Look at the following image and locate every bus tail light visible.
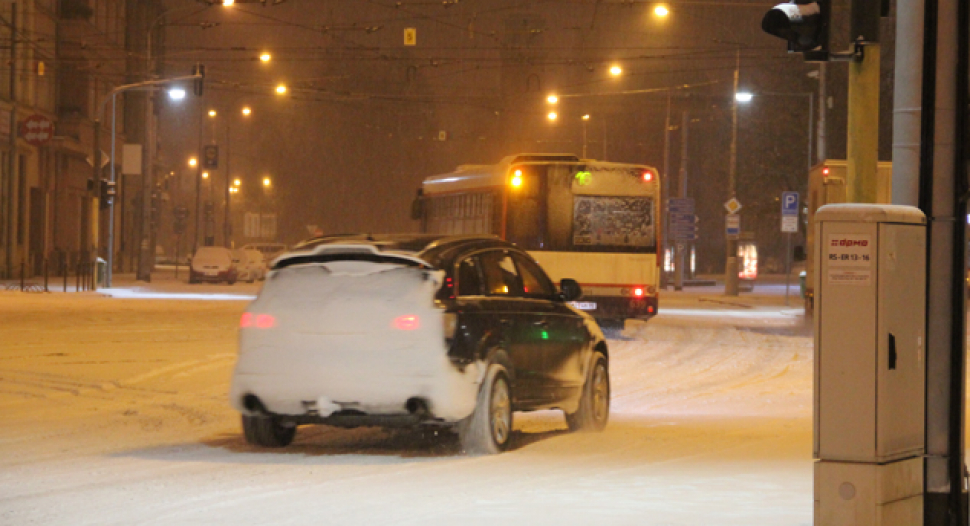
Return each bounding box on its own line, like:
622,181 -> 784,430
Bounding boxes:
633,287 -> 644,297
510,168 -> 524,187
241,313 -> 277,329
642,171 -> 654,182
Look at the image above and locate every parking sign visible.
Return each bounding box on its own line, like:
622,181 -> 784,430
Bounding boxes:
781,191 -> 799,233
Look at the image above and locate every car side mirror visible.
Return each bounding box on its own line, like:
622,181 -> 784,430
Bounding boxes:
559,278 -> 582,302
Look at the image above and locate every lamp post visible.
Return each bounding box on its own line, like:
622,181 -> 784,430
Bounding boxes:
724,48 -> 742,296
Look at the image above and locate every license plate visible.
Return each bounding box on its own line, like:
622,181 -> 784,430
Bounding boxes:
569,301 -> 597,311
205,271 -> 218,276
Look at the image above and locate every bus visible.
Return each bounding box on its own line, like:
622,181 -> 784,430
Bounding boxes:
413,153 -> 661,319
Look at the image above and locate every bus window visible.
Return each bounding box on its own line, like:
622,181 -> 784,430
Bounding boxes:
507,167 -> 546,250
572,195 -> 655,252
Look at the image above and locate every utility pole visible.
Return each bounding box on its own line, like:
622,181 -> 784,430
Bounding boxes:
846,42 -> 880,203
3,3 -> 15,279
724,47 -> 741,296
674,110 -> 689,291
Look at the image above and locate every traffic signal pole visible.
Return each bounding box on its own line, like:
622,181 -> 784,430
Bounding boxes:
846,43 -> 880,203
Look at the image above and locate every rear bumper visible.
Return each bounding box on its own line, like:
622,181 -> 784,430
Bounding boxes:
230,346 -> 482,423
571,295 -> 658,318
191,269 -> 234,282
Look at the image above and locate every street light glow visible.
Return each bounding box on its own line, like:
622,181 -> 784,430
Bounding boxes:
276,84 -> 287,95
222,0 -> 235,6
609,65 -> 623,77
654,5 -> 669,17
260,52 -> 272,62
547,112 -> 558,121
735,92 -> 754,103
263,177 -> 272,187
242,107 -> 252,116
168,88 -> 186,101
233,178 -> 242,186
546,94 -> 558,104
582,114 -> 590,121
188,157 -> 198,167
202,172 -> 209,179
208,109 -> 217,117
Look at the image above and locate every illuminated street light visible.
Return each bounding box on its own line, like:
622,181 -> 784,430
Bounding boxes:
275,84 -> 287,95
168,88 -> 186,101
260,52 -> 272,63
229,186 -> 239,194
188,157 -> 198,167
208,109 -> 217,117
735,91 -> 754,103
547,112 -> 558,121
263,176 -> 272,188
609,65 -> 623,77
654,4 -> 669,17
222,0 -> 234,6
202,171 -> 209,180
582,114 -> 590,121
233,178 -> 242,187
242,107 -> 252,116
546,94 -> 559,105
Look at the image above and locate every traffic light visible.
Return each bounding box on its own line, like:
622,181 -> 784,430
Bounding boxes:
192,63 -> 205,97
761,0 -> 829,61
99,180 -> 117,209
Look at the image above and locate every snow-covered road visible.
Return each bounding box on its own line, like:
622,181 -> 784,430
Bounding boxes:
0,291 -> 813,525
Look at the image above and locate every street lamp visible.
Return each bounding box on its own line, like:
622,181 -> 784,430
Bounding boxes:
275,84 -> 287,95
546,94 -> 559,105
262,176 -> 272,188
242,107 -> 252,116
609,65 -> 623,77
168,88 -> 186,101
654,5 -> 670,17
547,112 -> 558,121
581,114 -> 591,158
188,157 -> 198,167
260,52 -> 272,63
735,91 -> 754,103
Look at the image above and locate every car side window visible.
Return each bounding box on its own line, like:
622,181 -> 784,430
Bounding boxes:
480,251 -> 523,296
512,253 -> 556,298
457,256 -> 483,296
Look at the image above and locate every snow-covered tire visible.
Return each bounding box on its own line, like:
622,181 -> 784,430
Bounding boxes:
458,363 -> 513,455
565,351 -> 609,432
242,415 -> 296,448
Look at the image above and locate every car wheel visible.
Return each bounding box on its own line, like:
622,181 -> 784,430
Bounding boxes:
565,351 -> 610,432
241,415 -> 296,448
458,363 -> 513,455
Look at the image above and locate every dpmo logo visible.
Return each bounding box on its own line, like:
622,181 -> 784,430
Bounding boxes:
831,239 -> 869,248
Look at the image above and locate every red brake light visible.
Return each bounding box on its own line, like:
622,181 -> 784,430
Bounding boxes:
642,171 -> 653,182
393,315 -> 420,331
255,314 -> 276,329
240,313 -> 253,328
822,167 -> 829,177
633,287 -> 644,297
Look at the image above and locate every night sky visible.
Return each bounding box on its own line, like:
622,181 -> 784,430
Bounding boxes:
153,0 -> 897,273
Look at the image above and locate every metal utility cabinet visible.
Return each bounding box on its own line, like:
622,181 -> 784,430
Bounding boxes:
813,204 -> 926,525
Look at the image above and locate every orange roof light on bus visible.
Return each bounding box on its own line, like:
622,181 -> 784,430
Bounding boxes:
823,166 -> 830,177
642,171 -> 654,182
511,169 -> 524,188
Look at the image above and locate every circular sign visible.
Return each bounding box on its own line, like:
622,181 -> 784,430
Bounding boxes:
19,114 -> 53,146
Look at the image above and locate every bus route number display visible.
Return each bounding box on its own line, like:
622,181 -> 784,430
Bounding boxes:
573,196 -> 654,247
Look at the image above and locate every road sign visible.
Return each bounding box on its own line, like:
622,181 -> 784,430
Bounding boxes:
781,191 -> 799,215
203,145 -> 219,169
19,114 -> 52,146
669,199 -> 697,241
726,213 -> 740,238
724,197 -> 742,214
669,197 -> 694,214
781,215 -> 799,233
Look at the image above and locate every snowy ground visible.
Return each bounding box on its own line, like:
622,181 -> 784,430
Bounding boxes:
0,275 -> 815,525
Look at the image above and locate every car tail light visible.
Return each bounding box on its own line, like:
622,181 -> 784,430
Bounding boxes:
393,315 -> 420,331
255,314 -> 276,329
240,313 -> 253,328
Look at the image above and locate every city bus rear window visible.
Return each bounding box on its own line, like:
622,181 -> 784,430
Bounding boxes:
572,195 -> 655,250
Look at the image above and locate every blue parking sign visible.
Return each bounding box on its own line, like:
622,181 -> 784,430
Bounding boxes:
781,191 -> 799,216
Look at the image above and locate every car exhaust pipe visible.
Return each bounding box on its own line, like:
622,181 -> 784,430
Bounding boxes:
243,394 -> 267,414
406,397 -> 430,416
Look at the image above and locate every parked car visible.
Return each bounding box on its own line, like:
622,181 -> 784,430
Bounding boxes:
188,246 -> 238,285
230,234 -> 610,454
242,243 -> 287,266
232,248 -> 266,283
